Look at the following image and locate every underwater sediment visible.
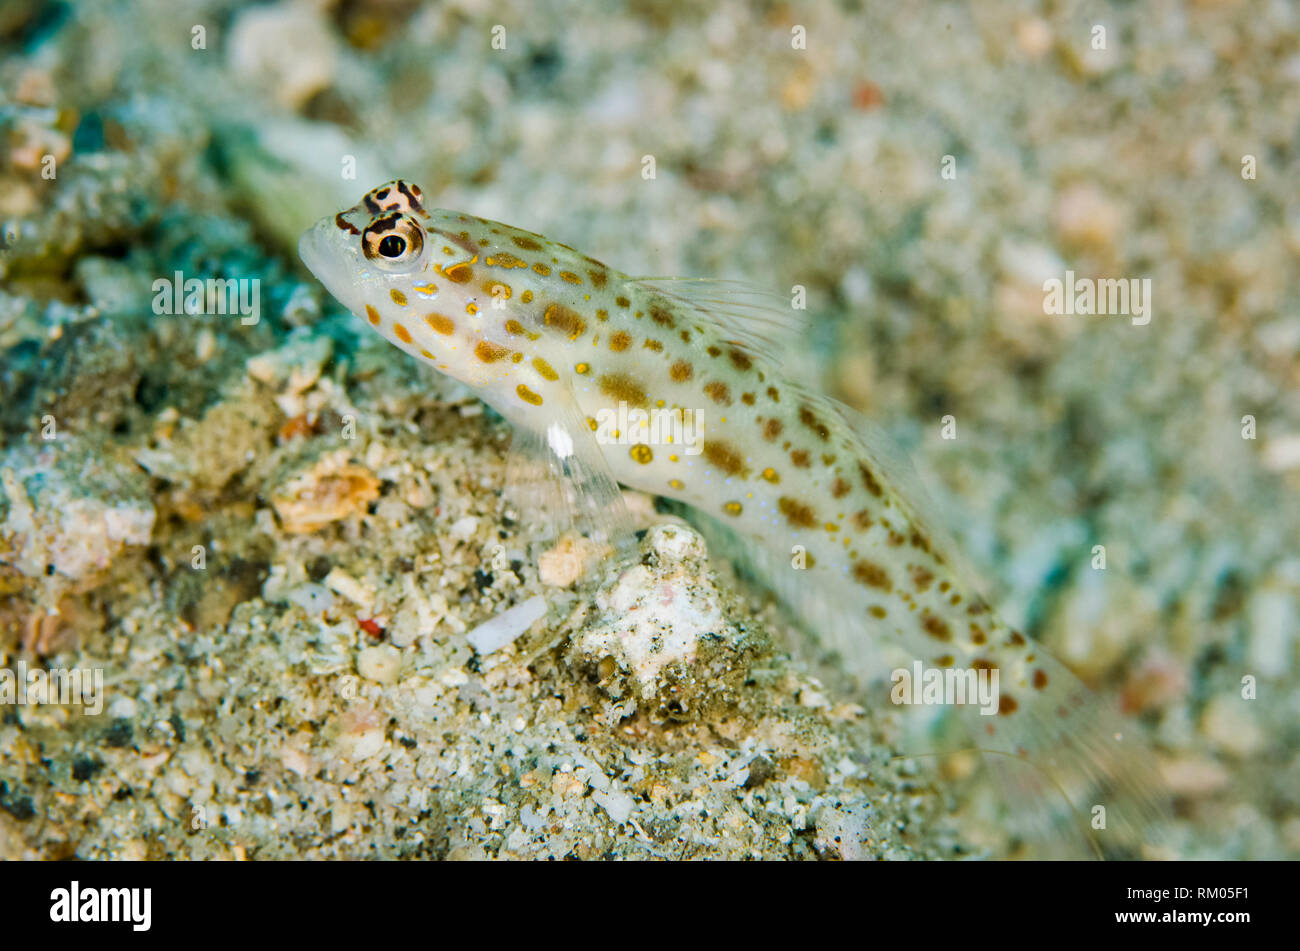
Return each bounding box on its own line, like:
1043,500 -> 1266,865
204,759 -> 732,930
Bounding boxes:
1,0 -> 1298,859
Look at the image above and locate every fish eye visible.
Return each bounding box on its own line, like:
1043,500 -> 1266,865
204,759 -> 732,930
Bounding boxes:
362,213 -> 425,271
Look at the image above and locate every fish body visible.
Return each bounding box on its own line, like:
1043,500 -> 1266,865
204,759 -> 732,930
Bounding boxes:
301,181 -> 1167,855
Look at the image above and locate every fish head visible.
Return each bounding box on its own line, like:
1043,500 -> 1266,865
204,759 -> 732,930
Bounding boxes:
300,181 -> 504,387
298,180 -> 432,314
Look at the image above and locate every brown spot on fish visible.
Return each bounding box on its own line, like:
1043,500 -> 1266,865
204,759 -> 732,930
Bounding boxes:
887,530 -> 905,546
588,269 -> 607,288
728,347 -> 752,372
852,509 -> 873,530
859,462 -> 884,497
921,613 -> 950,641
559,271 -> 582,285
722,501 -> 743,517
575,362 -> 590,374
779,497 -> 818,528
532,263 -> 551,276
703,440 -> 747,477
629,444 -> 654,465
516,384 -> 543,406
649,303 -> 676,328
615,296 -> 630,308
868,605 -> 887,619
967,600 -> 988,617
486,251 -> 528,269
475,340 -> 511,363
444,262 -> 474,283
366,305 -> 381,326
998,695 -> 1018,716
1007,631 -> 1026,647
760,467 -> 780,483
741,392 -> 756,406
853,560 -> 891,591
763,418 -> 783,441
512,235 -> 543,251
706,345 -> 722,358
790,449 -> 810,468
610,331 -> 632,352
911,566 -> 935,592
598,372 -> 649,408
970,624 -> 987,645
831,477 -> 851,499
704,381 -> 732,405
389,289 -> 407,306
680,330 -> 691,343
544,303 -> 587,339
1033,669 -> 1049,690
972,658 -> 994,672
799,407 -> 830,441
643,338 -> 663,352
766,386 -> 780,402
532,357 -> 559,381
425,313 -> 455,335
505,319 -> 538,340
393,323 -> 412,344
669,360 -> 693,383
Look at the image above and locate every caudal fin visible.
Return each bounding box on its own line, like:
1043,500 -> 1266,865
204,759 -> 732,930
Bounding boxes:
953,646 -> 1174,859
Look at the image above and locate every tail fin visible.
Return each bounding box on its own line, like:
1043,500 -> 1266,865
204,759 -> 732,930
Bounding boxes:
950,645 -> 1173,859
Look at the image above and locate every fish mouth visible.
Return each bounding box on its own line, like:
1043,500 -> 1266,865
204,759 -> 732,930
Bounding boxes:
298,216 -> 362,314
297,218 -> 331,282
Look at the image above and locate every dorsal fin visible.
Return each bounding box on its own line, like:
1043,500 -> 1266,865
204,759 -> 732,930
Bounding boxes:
624,277 -> 811,366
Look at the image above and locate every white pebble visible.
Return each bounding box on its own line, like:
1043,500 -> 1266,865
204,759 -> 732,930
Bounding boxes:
286,583 -> 335,616
466,595 -> 548,654
357,645 -> 402,685
449,516 -> 479,541
593,788 -> 635,825
324,568 -> 374,611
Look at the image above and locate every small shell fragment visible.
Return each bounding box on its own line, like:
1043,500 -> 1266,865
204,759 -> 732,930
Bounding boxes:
466,595 -> 547,654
